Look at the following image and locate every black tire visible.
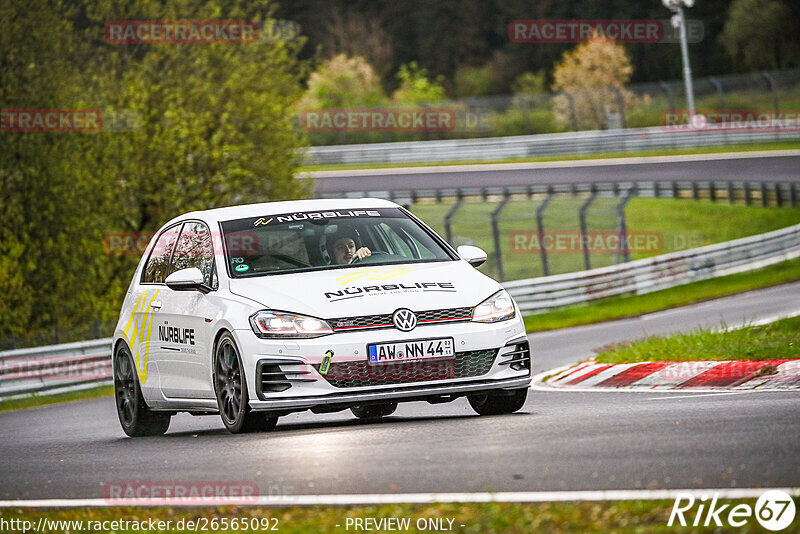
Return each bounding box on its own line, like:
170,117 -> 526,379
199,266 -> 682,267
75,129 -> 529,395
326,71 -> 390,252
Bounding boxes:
114,343 -> 171,437
468,388 -> 528,416
213,332 -> 278,433
351,402 -> 398,420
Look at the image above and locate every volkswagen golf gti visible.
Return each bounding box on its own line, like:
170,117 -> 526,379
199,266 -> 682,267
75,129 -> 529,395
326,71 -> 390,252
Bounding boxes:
112,198 -> 531,435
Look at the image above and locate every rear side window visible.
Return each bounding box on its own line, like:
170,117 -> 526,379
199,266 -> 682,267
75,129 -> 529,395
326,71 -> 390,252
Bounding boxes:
142,225 -> 181,283
170,222 -> 215,286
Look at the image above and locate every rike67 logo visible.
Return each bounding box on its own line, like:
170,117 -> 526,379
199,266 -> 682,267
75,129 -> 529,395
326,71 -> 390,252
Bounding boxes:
669,490 -> 796,531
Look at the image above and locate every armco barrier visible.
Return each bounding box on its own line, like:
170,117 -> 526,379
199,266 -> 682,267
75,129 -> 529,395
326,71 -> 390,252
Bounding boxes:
0,338 -> 112,399
2,222 -> 799,399
305,126 -> 800,165
504,222 -> 800,312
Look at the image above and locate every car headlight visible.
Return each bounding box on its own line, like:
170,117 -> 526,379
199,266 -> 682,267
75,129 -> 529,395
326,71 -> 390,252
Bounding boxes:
249,310 -> 333,338
471,289 -> 515,323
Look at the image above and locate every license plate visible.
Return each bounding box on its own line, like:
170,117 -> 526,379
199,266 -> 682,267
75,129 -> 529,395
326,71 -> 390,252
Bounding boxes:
367,337 -> 455,365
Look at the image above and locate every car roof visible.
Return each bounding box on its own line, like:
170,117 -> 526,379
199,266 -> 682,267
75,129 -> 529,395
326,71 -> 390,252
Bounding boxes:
162,197 -> 401,227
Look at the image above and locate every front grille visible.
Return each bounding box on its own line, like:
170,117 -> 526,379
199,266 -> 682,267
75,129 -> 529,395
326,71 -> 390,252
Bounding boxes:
330,307 -> 473,332
313,349 -> 497,388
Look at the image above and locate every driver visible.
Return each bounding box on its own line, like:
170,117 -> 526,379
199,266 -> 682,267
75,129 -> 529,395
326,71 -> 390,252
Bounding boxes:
329,231 -> 371,265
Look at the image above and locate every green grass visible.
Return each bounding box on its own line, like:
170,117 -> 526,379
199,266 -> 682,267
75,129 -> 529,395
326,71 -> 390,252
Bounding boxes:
0,385 -> 112,413
411,198 -> 800,281
2,499 -> 788,533
524,256 -> 800,333
596,315 -> 800,364
301,140 -> 800,171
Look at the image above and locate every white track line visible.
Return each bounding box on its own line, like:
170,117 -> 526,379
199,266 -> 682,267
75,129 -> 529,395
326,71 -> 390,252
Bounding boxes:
1,488 -> 798,507
309,149 -> 800,178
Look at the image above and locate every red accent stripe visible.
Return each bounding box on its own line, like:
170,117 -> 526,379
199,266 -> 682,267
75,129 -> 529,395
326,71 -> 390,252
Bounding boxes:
334,323 -> 393,331
566,364 -> 614,385
596,362 -> 671,387
418,317 -> 471,323
678,359 -> 792,388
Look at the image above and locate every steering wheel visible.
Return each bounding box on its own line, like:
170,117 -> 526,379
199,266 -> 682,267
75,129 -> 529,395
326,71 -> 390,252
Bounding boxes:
349,250 -> 388,264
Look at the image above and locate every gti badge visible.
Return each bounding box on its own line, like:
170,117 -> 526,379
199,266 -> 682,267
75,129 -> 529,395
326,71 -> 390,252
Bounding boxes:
392,308 -> 417,332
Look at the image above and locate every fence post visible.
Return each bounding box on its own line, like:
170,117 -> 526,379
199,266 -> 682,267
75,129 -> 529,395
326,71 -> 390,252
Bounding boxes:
562,91 -> 579,131
709,181 -> 716,202
579,188 -> 598,271
761,182 -> 768,207
444,196 -> 464,244
615,187 -> 636,264
612,86 -> 626,128
659,81 -> 676,112
761,72 -> 779,114
692,181 -> 699,200
775,183 -> 783,207
491,194 -> 511,282
708,77 -> 725,110
745,182 -> 752,205
536,189 -> 554,276
727,181 -> 735,204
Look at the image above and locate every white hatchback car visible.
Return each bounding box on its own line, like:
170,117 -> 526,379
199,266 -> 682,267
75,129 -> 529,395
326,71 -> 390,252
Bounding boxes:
112,198 -> 531,435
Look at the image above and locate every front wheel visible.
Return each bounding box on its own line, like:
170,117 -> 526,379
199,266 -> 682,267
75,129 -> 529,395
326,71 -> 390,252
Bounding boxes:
213,332 -> 278,433
468,388 -> 528,416
114,344 -> 171,436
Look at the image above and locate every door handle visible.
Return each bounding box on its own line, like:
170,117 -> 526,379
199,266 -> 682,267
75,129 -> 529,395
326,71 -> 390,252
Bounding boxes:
150,301 -> 162,310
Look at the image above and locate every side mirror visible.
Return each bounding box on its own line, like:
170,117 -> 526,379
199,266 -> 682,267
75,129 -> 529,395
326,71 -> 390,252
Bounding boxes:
165,267 -> 209,293
457,245 -> 487,267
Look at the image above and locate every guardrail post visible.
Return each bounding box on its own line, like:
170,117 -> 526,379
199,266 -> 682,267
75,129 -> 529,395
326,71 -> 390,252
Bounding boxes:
745,182 -> 752,205
727,181 -> 735,204
491,193 -> 511,282
708,77 -> 725,110
775,183 -> 783,207
444,196 -> 464,244
709,181 -> 716,202
761,182 -> 768,207
672,181 -> 679,199
653,181 -> 660,198
536,189 -> 555,276
615,187 -> 636,264
692,181 -> 699,200
579,189 -> 598,271
791,183 -> 798,207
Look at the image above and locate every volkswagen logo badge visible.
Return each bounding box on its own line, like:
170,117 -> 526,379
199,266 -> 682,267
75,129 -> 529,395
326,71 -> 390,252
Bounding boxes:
392,308 -> 417,332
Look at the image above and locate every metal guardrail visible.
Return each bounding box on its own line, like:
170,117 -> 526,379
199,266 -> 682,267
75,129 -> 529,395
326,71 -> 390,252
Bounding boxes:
0,338 -> 112,399
2,222 -> 799,399
305,126 -> 800,165
504,222 -> 800,312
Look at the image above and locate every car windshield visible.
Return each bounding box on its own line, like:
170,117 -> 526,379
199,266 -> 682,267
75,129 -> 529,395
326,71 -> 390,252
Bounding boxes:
221,207 -> 455,277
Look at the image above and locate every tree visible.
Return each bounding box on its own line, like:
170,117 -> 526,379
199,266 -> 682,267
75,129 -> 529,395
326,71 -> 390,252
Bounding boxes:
721,0 -> 800,70
551,36 -> 637,130
392,62 -> 447,104
298,54 -> 385,109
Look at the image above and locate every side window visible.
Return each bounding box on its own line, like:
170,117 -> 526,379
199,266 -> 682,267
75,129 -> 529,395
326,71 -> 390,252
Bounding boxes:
142,225 -> 181,284
170,222 -> 215,286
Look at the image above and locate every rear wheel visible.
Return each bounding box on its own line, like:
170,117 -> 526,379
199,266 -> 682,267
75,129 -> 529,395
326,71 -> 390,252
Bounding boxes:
351,402 -> 397,420
114,344 -> 171,437
468,388 -> 528,416
213,332 -> 278,433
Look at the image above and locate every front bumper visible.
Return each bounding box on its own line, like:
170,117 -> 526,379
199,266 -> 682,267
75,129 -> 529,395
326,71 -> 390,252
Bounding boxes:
232,315 -> 530,412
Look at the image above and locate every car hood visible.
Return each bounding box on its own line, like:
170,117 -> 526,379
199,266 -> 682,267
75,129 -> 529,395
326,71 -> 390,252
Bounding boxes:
228,261 -> 501,318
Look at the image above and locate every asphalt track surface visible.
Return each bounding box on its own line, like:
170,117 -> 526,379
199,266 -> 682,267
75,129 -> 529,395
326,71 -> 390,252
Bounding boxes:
1,282 -> 799,500
310,152 -> 800,196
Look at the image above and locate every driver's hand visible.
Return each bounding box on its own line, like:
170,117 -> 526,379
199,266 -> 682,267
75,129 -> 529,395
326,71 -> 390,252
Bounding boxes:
348,247 -> 372,263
